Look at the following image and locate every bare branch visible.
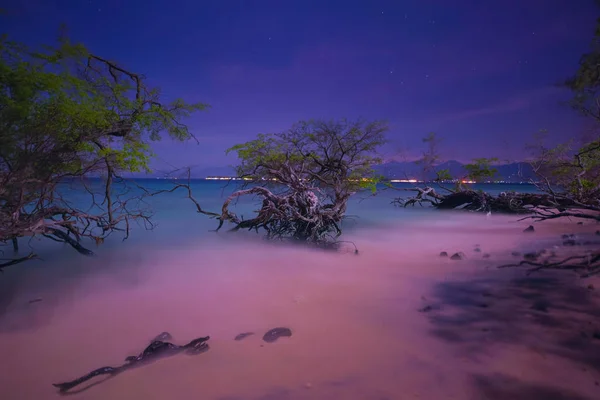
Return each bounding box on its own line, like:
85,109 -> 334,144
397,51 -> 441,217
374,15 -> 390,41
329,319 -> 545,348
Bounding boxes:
0,252 -> 38,271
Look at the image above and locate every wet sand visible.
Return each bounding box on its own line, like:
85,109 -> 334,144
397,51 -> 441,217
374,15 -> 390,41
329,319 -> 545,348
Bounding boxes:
0,213 -> 599,400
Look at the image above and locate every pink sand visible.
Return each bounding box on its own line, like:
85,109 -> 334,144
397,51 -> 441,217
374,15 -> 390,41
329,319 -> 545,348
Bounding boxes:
0,213 -> 599,399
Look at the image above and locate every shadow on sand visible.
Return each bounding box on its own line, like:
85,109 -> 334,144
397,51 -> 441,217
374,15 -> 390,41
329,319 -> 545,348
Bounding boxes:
425,270 -> 600,399
473,373 -> 593,400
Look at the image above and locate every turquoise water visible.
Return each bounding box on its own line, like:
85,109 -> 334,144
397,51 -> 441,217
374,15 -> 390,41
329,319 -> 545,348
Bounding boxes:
41,180 -> 539,256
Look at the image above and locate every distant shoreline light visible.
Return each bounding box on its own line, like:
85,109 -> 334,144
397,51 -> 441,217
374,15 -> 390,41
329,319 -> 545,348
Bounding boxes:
204,176 -> 253,181
389,179 -> 419,183
200,176 -> 533,184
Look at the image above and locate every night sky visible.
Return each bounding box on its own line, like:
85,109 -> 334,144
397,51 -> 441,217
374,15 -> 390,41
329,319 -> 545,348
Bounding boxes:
2,0 -> 598,173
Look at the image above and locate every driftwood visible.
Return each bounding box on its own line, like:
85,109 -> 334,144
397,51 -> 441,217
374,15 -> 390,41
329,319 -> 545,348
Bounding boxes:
52,332 -> 209,393
392,187 -> 600,222
395,187 -> 559,213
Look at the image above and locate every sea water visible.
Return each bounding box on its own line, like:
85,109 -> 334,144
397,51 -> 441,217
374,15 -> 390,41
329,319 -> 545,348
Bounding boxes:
1,181 -> 598,400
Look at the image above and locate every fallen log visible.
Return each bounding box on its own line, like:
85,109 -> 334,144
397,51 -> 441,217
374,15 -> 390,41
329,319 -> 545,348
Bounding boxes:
394,188 -> 582,216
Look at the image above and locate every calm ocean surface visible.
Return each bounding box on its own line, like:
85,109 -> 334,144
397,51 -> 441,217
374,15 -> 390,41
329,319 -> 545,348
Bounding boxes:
52,179 -> 539,251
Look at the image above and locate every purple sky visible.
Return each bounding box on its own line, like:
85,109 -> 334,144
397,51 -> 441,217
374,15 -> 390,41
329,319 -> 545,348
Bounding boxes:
2,0 -> 597,172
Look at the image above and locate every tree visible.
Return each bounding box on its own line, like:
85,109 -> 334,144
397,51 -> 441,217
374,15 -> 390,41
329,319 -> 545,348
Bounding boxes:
525,135 -> 600,221
216,119 -> 387,246
565,14 -> 600,123
415,132 -> 444,181
0,36 -> 208,269
463,158 -> 499,183
517,12 -> 600,223
409,132 -> 498,185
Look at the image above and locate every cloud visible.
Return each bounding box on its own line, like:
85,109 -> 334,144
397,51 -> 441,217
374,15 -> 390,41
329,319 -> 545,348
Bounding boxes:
437,86 -> 566,123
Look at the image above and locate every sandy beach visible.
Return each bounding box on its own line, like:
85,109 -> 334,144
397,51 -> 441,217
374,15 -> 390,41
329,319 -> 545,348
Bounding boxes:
0,213 -> 599,400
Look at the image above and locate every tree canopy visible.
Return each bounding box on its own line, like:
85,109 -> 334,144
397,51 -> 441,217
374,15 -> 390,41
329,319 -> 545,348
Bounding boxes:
565,15 -> 600,123
528,135 -> 600,211
0,36 -> 208,268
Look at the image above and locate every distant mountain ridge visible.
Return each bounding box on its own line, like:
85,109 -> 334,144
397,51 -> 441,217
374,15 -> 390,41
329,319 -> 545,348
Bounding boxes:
374,160 -> 536,182
140,161 -> 535,182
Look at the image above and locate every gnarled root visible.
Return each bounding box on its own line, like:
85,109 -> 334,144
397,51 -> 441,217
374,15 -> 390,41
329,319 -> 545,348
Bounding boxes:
216,187 -> 346,245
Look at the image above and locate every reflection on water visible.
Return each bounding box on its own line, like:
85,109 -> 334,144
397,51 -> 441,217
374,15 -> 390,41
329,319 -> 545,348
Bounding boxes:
0,213 -> 599,400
